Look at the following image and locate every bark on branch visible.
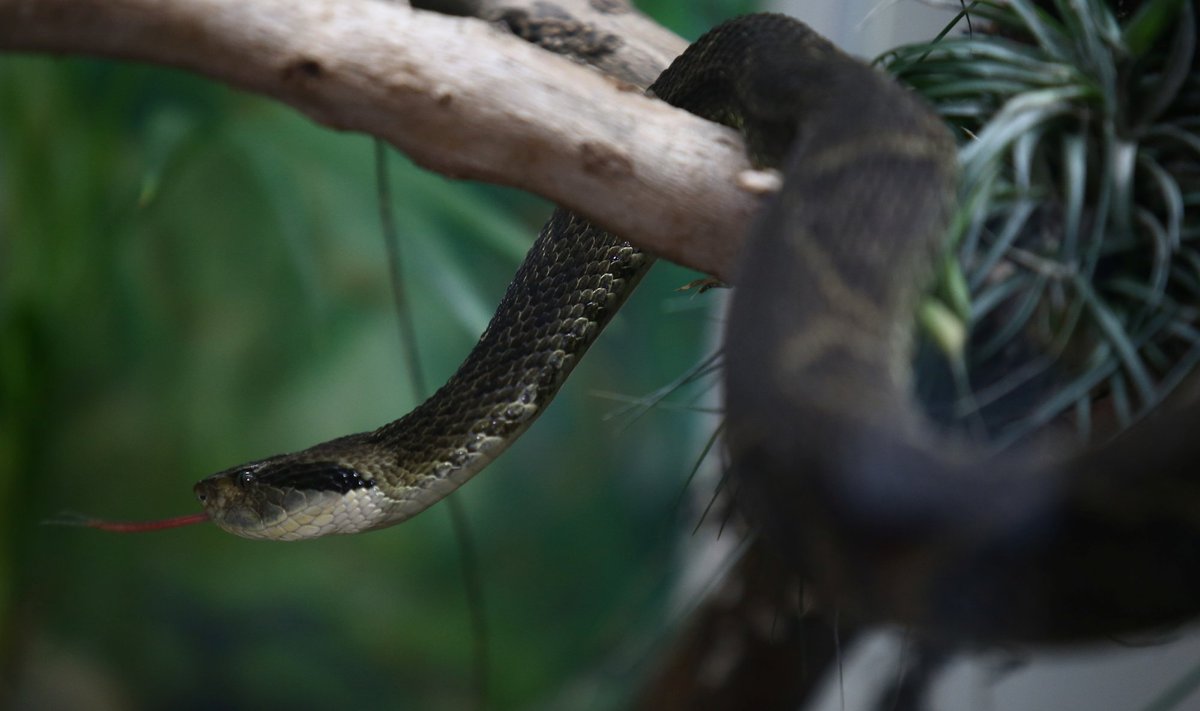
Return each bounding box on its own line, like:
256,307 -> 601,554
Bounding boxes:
0,0 -> 762,281
410,0 -> 687,88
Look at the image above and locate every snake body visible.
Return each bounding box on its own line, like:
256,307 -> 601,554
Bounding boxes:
194,12 -> 1200,640
195,208 -> 650,539
196,14 -> 888,540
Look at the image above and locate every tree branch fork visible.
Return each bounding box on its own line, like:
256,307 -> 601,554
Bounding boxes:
0,0 -> 763,280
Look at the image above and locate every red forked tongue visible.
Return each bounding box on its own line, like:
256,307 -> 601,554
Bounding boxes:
46,511 -> 211,533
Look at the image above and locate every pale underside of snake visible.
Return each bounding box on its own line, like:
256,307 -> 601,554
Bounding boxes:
136,12 -> 1200,643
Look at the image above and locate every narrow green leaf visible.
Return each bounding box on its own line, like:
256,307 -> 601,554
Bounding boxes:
1007,0 -> 1076,60
1073,274 -> 1156,405
919,298 -> 968,363
1123,0 -> 1188,56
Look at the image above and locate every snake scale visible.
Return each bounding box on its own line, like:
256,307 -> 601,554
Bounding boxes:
193,13 -> 1200,642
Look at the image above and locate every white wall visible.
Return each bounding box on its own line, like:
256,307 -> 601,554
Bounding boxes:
771,0 -> 958,56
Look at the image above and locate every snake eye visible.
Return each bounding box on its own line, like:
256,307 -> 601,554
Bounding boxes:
237,470 -> 256,487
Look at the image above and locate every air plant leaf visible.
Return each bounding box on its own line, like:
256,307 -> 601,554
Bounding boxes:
887,0 -> 1199,445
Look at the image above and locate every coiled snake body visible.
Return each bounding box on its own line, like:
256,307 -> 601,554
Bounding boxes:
194,13 -> 1200,641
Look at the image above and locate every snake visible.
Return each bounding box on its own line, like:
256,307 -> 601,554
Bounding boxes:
185,12 -> 1200,641
189,13 -> 867,541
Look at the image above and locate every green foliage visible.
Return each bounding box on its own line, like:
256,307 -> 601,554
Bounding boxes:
886,0 -> 1199,446
0,1 -> 746,707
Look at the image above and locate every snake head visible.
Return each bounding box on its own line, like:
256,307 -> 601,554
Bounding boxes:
194,457 -> 385,541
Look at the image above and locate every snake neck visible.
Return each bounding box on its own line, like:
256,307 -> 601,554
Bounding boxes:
197,209 -> 652,539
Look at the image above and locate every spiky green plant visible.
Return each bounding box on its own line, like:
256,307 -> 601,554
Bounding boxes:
886,0 -> 1198,447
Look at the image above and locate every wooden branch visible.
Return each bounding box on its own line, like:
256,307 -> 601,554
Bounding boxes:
411,0 -> 687,87
636,539 -> 850,711
0,0 -> 761,281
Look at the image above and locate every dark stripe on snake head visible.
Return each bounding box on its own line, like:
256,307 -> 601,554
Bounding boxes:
244,461 -> 376,494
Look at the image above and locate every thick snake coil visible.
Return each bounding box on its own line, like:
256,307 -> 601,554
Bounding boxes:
195,14 -> 1200,642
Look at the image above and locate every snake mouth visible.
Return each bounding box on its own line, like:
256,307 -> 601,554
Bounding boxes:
193,475 -> 276,537
193,462 -> 393,540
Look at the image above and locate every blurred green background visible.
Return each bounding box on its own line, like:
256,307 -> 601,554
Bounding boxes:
0,2 -> 758,708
